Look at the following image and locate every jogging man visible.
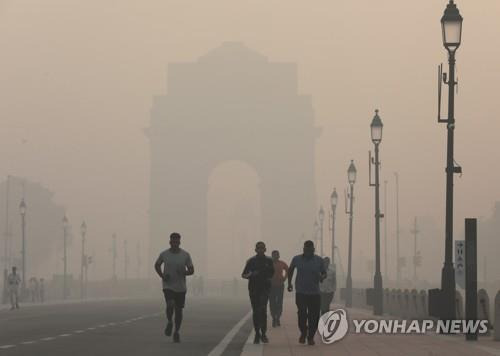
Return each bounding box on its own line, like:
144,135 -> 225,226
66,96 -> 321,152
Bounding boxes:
242,241 -> 274,344
319,256 -> 337,316
269,250 -> 288,327
154,232 -> 194,343
287,240 -> 326,345
7,266 -> 21,310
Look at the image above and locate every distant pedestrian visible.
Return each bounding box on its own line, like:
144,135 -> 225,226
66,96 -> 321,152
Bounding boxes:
242,241 -> 274,344
287,240 -> 326,346
154,232 -> 194,343
7,267 -> 21,310
269,250 -> 288,327
319,257 -> 336,316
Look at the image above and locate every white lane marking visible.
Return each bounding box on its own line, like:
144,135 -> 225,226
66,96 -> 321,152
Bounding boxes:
240,329 -> 263,356
7,313 -> 156,349
0,345 -> 15,349
207,310 -> 252,356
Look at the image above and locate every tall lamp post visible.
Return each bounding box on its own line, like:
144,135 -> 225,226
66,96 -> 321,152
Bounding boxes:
369,110 -> 384,315
313,220 -> 319,246
394,172 -> 401,285
383,180 -> 388,280
19,199 -> 27,296
345,160 -> 356,307
80,221 -> 87,299
62,215 -> 69,299
330,188 -> 338,264
438,0 -> 463,321
112,233 -> 117,281
124,239 -> 128,280
318,207 -> 325,256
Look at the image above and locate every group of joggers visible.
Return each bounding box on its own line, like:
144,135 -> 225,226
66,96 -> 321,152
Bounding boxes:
154,233 -> 336,346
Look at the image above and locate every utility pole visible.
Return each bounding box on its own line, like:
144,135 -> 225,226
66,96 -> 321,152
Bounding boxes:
410,217 -> 420,282
62,215 -> 69,299
80,221 -> 87,299
3,176 -> 10,272
124,240 -> 128,280
112,234 -> 117,281
137,242 -> 141,279
384,180 -> 388,281
394,172 -> 401,286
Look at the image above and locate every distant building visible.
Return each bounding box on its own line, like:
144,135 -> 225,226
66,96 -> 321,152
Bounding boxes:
147,42 -> 318,273
0,176 -> 66,279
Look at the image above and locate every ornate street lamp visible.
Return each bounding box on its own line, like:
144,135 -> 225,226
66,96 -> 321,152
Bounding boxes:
330,189 -> 338,264
19,199 -> 27,295
318,206 -> 325,256
62,215 -> 69,299
369,109 -> 384,315
438,0 -> 463,321
345,160 -> 356,307
80,221 -> 87,299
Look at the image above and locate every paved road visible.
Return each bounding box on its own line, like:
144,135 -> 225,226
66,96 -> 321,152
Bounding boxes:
0,296 -> 252,356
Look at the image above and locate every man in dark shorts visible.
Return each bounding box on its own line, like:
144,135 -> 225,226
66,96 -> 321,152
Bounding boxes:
154,232 -> 194,343
287,240 -> 326,345
242,241 -> 274,344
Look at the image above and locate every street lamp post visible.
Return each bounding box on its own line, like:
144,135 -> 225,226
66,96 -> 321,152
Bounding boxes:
383,180 -> 388,281
394,172 -> 401,285
19,199 -> 27,296
330,189 -> 338,265
124,240 -> 128,280
80,221 -> 87,299
313,220 -> 319,247
345,160 -> 356,308
410,217 -> 420,282
62,215 -> 69,299
318,207 -> 325,256
112,233 -> 117,281
369,109 -> 384,315
439,0 -> 463,321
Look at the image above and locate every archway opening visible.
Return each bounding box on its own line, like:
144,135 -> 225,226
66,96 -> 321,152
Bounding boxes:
206,161 -> 261,279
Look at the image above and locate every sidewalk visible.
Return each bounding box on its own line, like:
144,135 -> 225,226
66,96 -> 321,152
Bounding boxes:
257,296 -> 500,356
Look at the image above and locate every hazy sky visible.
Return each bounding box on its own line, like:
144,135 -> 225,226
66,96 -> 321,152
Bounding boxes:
0,1 -> 499,283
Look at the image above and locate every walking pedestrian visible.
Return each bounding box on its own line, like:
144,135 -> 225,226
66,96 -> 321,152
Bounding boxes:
319,257 -> 336,316
242,241 -> 274,344
269,250 -> 288,327
287,240 -> 326,345
7,267 -> 21,310
154,232 -> 194,343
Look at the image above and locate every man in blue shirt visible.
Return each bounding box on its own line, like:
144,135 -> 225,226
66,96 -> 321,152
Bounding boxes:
287,240 -> 326,345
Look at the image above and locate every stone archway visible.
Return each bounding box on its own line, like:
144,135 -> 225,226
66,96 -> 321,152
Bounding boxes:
148,42 -> 318,273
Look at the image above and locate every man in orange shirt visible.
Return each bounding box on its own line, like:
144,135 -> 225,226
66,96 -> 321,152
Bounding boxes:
269,250 -> 288,327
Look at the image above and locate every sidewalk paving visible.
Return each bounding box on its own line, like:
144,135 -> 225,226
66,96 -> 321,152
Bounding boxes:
259,296 -> 500,356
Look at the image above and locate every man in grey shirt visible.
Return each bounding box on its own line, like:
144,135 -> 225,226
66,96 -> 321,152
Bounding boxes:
287,240 -> 326,345
154,232 -> 194,343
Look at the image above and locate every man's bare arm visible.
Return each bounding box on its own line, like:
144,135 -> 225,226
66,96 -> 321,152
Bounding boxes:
185,265 -> 194,276
154,260 -> 163,279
